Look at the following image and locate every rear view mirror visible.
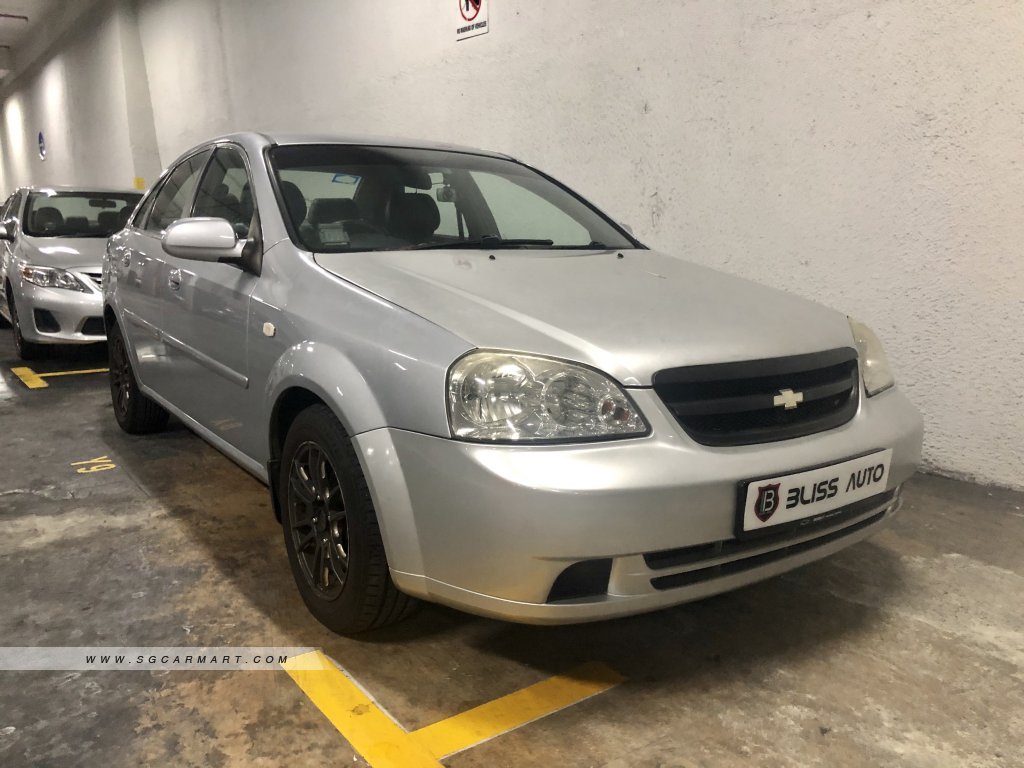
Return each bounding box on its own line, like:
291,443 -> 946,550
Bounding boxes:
162,218 -> 239,262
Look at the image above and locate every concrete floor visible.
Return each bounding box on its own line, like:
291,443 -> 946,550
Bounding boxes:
0,334 -> 1022,768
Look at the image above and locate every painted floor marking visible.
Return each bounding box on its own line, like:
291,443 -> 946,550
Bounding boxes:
10,366 -> 108,389
282,650 -> 623,767
410,660 -> 624,758
282,650 -> 442,768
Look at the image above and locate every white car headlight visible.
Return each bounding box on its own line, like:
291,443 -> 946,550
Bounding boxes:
447,351 -> 649,442
848,318 -> 895,396
19,264 -> 89,292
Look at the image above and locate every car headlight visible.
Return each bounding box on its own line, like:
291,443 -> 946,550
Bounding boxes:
848,317 -> 895,396
19,264 -> 89,292
447,351 -> 649,442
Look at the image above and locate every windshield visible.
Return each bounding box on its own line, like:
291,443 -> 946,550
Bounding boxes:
268,145 -> 637,253
23,191 -> 142,238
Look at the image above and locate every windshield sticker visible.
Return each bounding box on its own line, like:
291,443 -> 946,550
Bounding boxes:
331,173 -> 361,185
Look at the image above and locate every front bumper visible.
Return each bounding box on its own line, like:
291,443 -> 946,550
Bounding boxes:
11,275 -> 106,344
355,386 -> 923,624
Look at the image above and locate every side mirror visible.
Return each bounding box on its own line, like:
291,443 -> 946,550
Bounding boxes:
0,222 -> 14,242
162,218 -> 239,262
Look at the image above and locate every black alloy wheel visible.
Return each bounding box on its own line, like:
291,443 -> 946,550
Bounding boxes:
106,321 -> 169,434
278,404 -> 418,634
287,441 -> 350,599
109,328 -> 133,416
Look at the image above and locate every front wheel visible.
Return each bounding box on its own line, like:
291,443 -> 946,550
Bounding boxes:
279,404 -> 418,634
7,288 -> 44,360
108,321 -> 169,434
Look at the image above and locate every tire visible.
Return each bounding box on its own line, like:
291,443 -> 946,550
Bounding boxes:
108,321 -> 169,434
7,287 -> 45,360
279,404 -> 418,634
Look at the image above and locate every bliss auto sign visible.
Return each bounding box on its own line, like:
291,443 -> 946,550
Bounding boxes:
457,0 -> 488,40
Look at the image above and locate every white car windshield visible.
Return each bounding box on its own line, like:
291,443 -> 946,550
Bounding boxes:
269,145 -> 638,253
22,191 -> 142,238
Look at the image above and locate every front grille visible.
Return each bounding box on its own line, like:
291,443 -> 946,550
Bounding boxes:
653,348 -> 859,446
80,317 -> 105,336
646,489 -> 896,591
82,271 -> 103,289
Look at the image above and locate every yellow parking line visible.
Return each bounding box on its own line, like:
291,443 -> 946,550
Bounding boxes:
282,650 -> 624,767
41,367 -> 108,378
10,366 -> 47,389
282,650 -> 442,768
410,661 -> 624,758
9,366 -> 108,389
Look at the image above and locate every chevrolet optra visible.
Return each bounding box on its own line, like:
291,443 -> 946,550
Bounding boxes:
103,133 -> 923,633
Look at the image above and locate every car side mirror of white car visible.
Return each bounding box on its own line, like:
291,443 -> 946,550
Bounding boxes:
162,217 -> 241,263
0,222 -> 14,242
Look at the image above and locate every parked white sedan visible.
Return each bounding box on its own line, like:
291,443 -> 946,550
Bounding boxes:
0,186 -> 141,359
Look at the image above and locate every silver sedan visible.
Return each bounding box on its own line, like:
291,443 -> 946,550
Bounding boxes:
0,186 -> 141,359
104,133 -> 923,634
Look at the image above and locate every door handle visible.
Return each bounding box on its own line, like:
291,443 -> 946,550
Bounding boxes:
168,268 -> 182,291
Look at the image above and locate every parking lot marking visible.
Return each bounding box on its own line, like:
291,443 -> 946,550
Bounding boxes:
282,650 -> 443,768
71,456 -> 117,474
410,661 -> 624,758
282,651 -> 624,767
10,366 -> 47,389
9,366 -> 108,389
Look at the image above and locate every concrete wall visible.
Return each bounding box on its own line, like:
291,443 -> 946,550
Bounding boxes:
0,0 -> 137,189
0,0 -> 1021,490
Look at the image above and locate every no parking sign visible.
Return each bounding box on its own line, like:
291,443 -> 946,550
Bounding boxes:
456,0 -> 488,40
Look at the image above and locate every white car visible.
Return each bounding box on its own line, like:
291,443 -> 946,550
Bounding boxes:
0,186 -> 141,359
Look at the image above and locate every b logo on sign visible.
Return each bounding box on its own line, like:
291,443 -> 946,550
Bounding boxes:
754,483 -> 781,522
461,0 -> 481,21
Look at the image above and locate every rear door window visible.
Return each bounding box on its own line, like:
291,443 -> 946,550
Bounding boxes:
146,150 -> 212,232
192,147 -> 254,237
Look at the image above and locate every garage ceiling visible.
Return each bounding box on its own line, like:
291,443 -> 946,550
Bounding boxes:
0,0 -> 58,77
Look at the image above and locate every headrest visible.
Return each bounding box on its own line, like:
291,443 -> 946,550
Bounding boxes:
387,193 -> 440,242
278,181 -> 307,224
309,198 -> 358,226
33,206 -> 64,230
98,211 -> 123,231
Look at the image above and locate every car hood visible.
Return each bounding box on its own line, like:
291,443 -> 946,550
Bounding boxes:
314,248 -> 856,386
19,236 -> 107,270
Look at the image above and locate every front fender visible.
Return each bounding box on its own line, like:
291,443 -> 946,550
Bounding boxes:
264,341 -> 388,438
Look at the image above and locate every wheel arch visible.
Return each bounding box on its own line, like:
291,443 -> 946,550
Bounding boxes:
264,343 -> 389,523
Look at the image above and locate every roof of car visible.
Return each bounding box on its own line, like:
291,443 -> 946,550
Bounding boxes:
209,131 -> 516,161
15,185 -> 141,194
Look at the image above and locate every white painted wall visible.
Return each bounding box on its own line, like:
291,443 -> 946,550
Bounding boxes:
0,0 -> 136,190
1,0 -> 1022,489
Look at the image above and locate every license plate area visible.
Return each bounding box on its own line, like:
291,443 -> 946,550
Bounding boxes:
736,449 -> 893,539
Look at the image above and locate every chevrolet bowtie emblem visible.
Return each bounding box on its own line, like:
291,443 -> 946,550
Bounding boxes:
773,388 -> 804,410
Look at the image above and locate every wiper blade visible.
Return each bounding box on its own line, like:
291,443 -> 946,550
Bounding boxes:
406,237 -> 555,250
547,242 -> 614,250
